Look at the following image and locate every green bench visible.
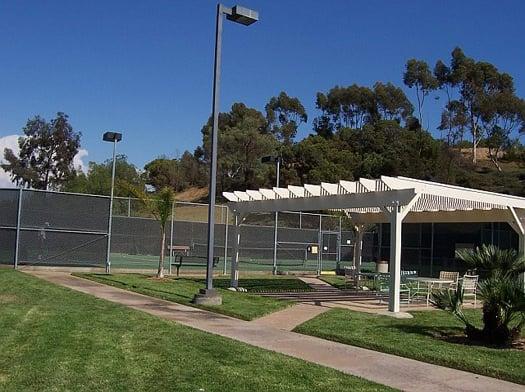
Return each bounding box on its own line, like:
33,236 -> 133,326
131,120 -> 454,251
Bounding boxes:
171,254 -> 219,277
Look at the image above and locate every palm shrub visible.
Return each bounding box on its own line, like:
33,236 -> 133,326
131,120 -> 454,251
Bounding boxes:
127,186 -> 175,278
432,244 -> 525,346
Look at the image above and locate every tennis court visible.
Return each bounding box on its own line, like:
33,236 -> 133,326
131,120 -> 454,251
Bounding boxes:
0,188 -> 362,275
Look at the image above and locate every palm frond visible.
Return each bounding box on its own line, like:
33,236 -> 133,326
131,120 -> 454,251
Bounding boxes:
431,285 -> 471,327
121,182 -> 174,229
456,244 -> 525,276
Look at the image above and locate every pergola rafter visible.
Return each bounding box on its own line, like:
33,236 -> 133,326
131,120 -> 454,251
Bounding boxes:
224,176 -> 525,314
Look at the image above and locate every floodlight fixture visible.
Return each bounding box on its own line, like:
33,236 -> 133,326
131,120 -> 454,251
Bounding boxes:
226,5 -> 258,26
103,132 -> 122,143
261,155 -> 280,164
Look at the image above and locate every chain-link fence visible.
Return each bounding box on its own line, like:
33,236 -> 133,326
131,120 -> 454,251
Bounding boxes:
110,198 -> 358,274
0,189 -> 109,267
0,188 -> 19,265
2,188 -> 514,276
0,188 -> 360,274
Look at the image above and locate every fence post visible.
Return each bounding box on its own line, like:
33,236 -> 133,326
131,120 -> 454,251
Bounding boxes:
14,187 -> 23,269
272,210 -> 279,275
337,216 -> 342,267
378,223 -> 383,261
430,222 -> 435,276
317,214 -> 322,275
169,201 -> 175,275
128,197 -> 131,217
230,213 -> 242,288
223,206 -> 229,275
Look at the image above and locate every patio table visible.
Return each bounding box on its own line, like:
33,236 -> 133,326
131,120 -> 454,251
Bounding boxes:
406,277 -> 454,306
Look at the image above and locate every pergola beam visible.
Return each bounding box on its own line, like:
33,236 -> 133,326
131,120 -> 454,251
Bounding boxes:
346,209 -> 512,225
229,189 -> 417,215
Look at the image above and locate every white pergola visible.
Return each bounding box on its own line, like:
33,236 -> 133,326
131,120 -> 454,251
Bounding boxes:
224,176 -> 525,313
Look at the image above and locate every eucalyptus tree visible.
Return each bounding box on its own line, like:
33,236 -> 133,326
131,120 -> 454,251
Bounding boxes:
200,102 -> 278,192
2,112 -> 80,190
313,85 -> 377,137
437,47 -> 525,164
373,82 -> 414,123
265,91 -> 307,144
403,59 -> 438,128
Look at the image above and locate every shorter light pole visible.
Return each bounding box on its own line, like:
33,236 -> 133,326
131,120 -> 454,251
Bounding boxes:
103,131 -> 122,274
262,155 -> 281,275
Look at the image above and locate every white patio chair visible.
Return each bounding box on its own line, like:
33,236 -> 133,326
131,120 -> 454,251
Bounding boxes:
344,266 -> 357,289
460,274 -> 478,306
439,271 -> 460,290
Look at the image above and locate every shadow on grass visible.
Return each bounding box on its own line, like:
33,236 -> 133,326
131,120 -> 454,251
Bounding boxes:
388,323 -> 522,349
191,277 -> 312,292
86,274 -> 195,301
390,323 -> 463,339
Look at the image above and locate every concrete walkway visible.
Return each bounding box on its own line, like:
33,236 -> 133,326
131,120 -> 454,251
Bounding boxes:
252,303 -> 330,331
26,271 -> 523,392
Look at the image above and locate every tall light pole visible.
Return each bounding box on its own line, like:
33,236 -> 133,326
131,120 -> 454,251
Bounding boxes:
262,155 -> 281,274
193,4 -> 259,305
103,131 -> 122,274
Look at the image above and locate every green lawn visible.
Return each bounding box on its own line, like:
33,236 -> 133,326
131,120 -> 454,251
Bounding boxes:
319,275 -> 347,289
77,273 -> 297,320
294,308 -> 525,384
0,270 -> 393,392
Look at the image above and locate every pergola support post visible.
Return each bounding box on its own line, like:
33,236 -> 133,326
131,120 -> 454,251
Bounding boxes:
519,235 -> 525,291
508,207 -> 525,290
388,203 -> 403,312
229,212 -> 243,288
382,194 -> 420,313
353,225 -> 364,274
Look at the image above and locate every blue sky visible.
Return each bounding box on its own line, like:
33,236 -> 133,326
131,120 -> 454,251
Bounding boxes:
1,0 -> 524,171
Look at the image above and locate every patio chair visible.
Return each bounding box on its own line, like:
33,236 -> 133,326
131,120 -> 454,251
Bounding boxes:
439,271 -> 460,290
460,274 -> 478,306
401,270 -> 418,278
344,266 -> 357,289
377,274 -> 411,304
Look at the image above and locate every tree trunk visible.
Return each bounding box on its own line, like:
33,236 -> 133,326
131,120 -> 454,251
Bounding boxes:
472,138 -> 477,164
489,154 -> 502,172
471,117 -> 478,164
157,228 -> 165,278
481,305 -> 513,346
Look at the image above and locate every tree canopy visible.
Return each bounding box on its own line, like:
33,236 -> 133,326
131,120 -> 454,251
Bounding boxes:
265,91 -> 308,144
19,47 -> 524,200
2,113 -> 81,190
435,47 -> 525,163
64,154 -> 144,197
199,102 -> 278,193
143,152 -> 205,192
